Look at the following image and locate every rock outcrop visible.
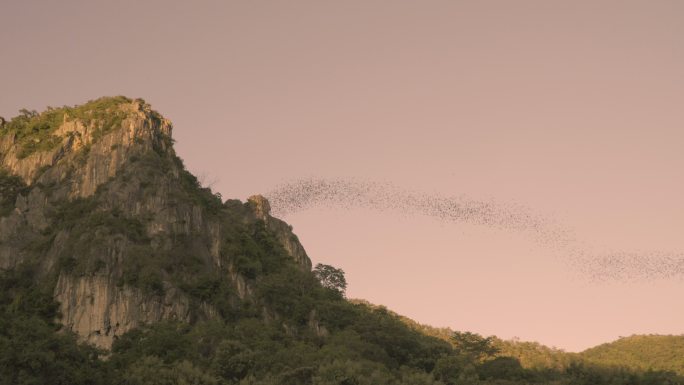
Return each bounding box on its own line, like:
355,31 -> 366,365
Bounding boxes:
248,195 -> 312,271
0,97 -> 311,348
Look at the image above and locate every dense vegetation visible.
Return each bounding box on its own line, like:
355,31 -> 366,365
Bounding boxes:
351,300 -> 575,372
1,99 -> 682,384
2,254 -> 683,384
581,335 -> 684,375
0,169 -> 27,216
0,265 -> 108,385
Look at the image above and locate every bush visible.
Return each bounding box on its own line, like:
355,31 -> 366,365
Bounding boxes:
0,170 -> 26,216
0,267 -> 109,385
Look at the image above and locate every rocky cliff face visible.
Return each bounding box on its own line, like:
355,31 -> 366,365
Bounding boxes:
0,97 -> 311,348
248,194 -> 311,271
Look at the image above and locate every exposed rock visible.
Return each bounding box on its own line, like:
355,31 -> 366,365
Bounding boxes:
248,195 -> 271,220
0,100 -> 172,195
54,274 -> 199,349
308,309 -> 329,338
248,194 -> 312,271
0,97 -> 313,348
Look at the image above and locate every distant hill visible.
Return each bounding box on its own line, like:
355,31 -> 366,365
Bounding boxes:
351,300 -> 574,369
580,334 -> 684,375
351,300 -> 684,379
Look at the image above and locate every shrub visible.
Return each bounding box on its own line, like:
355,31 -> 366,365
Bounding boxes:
0,170 -> 26,216
0,96 -> 133,159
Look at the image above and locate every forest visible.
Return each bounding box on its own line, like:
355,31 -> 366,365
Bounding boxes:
1,256 -> 682,384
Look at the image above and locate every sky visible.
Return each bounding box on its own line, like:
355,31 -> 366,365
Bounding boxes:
1,0 -> 683,352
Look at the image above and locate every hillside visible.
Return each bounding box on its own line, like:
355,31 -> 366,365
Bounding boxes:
0,97 -> 682,385
350,299 -> 575,371
581,335 -> 684,375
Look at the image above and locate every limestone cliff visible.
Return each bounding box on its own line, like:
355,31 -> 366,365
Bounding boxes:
247,194 -> 311,271
0,97 -> 311,348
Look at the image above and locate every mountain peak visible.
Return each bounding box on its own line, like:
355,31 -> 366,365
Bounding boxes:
1,96 -> 172,197
248,194 -> 271,220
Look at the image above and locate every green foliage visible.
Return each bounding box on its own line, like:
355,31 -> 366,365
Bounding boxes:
3,215 -> 684,385
347,304 -> 452,372
581,334 -> 684,375
123,356 -> 219,385
0,314 -> 108,385
0,264 -> 59,321
64,96 -> 131,142
222,220 -> 291,280
212,340 -> 256,381
256,265 -> 321,325
175,157 -> 223,214
494,338 -> 572,371
0,96 -> 132,159
1,108 -> 66,159
451,331 -> 500,361
111,322 -> 197,366
433,354 -> 473,384
48,198 -> 151,278
478,357 -> 525,381
312,359 -> 395,385
313,263 -> 348,297
0,169 -> 27,216
563,361 -> 666,385
0,267 -> 109,385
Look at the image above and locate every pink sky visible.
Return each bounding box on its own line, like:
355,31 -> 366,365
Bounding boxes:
1,0 -> 683,352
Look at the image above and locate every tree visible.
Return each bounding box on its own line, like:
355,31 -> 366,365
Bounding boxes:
212,340 -> 255,382
18,108 -> 38,118
124,356 -> 219,385
478,356 -> 524,380
313,264 -> 347,297
313,359 -> 393,385
450,332 -> 500,361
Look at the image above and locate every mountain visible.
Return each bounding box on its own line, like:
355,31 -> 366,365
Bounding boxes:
0,97 -> 681,385
0,97 -> 310,349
